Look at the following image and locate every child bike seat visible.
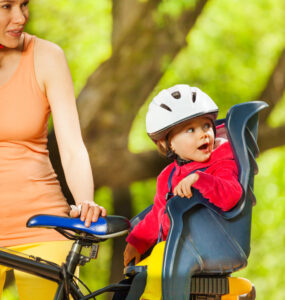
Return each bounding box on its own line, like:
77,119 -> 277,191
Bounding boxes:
127,101 -> 268,300
27,214 -> 130,241
161,101 -> 267,299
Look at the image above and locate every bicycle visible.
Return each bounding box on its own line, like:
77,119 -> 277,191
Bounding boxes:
0,214 -> 131,299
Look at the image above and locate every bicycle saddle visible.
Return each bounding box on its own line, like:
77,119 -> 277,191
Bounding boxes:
27,214 -> 130,240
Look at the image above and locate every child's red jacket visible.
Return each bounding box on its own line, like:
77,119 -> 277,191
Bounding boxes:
126,140 -> 242,254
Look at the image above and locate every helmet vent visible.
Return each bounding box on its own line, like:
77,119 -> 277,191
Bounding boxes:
160,104 -> 172,112
171,91 -> 181,99
192,92 -> 197,103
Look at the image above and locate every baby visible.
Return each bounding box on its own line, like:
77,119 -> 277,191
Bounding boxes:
124,84 -> 242,267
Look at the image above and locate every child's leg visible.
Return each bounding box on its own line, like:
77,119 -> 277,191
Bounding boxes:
135,241 -> 165,300
0,265 -> 9,298
11,240 -> 74,300
115,242 -> 166,300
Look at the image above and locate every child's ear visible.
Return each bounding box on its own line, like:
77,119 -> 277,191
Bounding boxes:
159,140 -> 167,149
157,139 -> 168,157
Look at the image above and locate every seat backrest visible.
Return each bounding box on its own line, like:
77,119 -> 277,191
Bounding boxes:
222,101 -> 268,218
161,101 -> 268,300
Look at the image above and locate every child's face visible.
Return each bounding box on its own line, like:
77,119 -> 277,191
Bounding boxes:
169,116 -> 215,162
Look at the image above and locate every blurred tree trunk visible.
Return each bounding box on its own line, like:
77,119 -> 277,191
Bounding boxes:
109,187 -> 133,296
47,0 -> 285,290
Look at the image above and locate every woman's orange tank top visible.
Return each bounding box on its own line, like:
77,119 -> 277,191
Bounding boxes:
0,33 -> 70,247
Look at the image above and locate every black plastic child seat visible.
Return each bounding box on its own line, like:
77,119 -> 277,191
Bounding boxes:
126,101 -> 268,300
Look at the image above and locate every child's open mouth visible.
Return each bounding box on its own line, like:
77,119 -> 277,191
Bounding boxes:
198,143 -> 209,151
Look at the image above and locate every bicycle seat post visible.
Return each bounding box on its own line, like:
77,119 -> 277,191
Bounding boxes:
54,236 -> 87,300
66,239 -> 83,274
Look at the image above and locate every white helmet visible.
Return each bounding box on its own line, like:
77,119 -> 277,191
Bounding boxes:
146,84 -> 218,142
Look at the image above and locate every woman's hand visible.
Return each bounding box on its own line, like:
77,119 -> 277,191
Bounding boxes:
124,243 -> 141,267
173,173 -> 199,199
70,201 -> 107,227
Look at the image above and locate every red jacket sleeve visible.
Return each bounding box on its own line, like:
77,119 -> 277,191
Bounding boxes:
126,192 -> 162,254
192,160 -> 242,211
126,165 -> 173,254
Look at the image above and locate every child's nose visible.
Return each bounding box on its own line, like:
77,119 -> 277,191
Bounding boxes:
200,127 -> 209,138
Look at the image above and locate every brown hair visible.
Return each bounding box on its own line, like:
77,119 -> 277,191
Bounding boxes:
156,140 -> 168,157
156,130 -> 176,158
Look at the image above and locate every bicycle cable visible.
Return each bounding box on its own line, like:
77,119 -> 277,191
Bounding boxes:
66,269 -> 95,300
0,246 -> 32,258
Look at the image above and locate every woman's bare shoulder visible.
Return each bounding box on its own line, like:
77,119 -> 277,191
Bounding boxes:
34,37 -> 65,58
33,37 -> 68,92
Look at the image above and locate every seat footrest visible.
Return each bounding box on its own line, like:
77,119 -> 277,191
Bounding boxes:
191,277 -> 254,299
190,296 -> 222,300
191,276 -> 229,295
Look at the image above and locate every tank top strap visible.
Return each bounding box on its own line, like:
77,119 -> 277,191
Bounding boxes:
14,33 -> 47,105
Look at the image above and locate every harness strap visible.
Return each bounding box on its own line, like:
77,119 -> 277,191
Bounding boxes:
165,166 -> 176,201
158,166 -> 207,243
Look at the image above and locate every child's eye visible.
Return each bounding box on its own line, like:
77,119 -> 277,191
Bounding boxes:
203,123 -> 211,129
187,128 -> 194,133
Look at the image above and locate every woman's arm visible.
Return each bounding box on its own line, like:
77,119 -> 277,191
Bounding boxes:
34,38 -> 106,226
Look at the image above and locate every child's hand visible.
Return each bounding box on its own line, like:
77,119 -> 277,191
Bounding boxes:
173,173 -> 199,199
124,243 -> 141,267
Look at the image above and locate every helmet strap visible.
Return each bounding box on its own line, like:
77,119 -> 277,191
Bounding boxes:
176,156 -> 193,166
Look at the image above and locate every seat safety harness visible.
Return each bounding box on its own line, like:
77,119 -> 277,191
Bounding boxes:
157,165 -> 207,243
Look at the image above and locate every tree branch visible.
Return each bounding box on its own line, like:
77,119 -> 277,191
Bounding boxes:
77,0 -> 209,138
177,0 -> 208,36
111,0 -> 162,49
112,0 -> 142,49
86,147 -> 168,188
259,48 -> 285,123
258,123 -> 285,152
48,0 -> 211,196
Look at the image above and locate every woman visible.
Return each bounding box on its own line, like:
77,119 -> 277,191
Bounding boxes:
0,0 -> 106,298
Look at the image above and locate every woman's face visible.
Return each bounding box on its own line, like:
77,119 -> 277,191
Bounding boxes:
0,0 -> 29,48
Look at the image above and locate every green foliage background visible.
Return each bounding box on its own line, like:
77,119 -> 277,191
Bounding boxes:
3,0 -> 285,299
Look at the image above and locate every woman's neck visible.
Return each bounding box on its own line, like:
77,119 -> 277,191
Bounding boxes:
0,34 -> 25,61
0,33 -> 25,51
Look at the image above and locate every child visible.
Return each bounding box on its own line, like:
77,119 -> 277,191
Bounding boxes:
124,84 -> 242,267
